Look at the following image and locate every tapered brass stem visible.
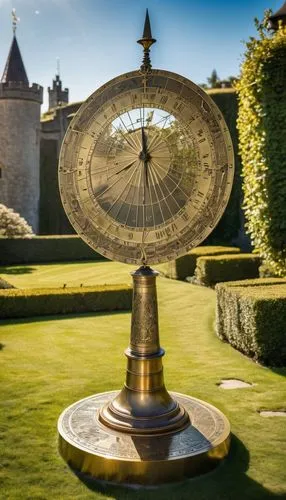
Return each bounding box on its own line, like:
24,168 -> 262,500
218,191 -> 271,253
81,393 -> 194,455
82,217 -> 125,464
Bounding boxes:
99,266 -> 190,434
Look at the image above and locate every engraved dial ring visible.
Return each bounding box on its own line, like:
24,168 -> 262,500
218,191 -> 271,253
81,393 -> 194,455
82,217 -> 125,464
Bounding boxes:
59,69 -> 234,265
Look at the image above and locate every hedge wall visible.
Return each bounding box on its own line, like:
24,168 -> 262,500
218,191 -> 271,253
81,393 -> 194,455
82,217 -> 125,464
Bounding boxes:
205,90 -> 243,246
195,254 -> 261,287
0,284 -> 132,318
216,278 -> 286,366
39,138 -> 75,235
0,236 -> 104,265
237,19 -> 286,276
162,246 -> 241,281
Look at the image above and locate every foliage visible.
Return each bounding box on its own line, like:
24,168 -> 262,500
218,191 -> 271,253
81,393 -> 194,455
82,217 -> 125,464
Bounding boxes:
201,71 -> 237,90
0,235 -> 103,265
195,254 -> 261,287
163,246 -> 240,281
259,262 -> 280,278
0,284 -> 132,318
40,138 -> 74,235
205,90 -> 243,246
236,15 -> 286,276
207,69 -> 220,88
0,204 -> 33,238
216,278 -> 286,366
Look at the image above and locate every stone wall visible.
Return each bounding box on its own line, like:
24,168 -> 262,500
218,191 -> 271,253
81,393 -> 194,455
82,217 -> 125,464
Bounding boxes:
0,99 -> 41,231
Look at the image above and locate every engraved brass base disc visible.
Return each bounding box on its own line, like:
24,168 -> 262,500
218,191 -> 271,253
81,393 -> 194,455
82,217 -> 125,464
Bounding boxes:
58,391 -> 230,485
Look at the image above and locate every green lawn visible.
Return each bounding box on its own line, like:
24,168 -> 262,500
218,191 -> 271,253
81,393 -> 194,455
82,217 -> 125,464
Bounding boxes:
1,261 -> 286,499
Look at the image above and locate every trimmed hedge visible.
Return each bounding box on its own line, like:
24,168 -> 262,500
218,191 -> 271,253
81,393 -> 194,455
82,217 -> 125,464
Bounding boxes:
216,278 -> 286,366
195,254 -> 261,287
0,285 -> 132,318
237,19 -> 286,276
259,263 -> 280,278
0,236 -> 103,265
163,246 -> 241,281
206,90 -> 243,246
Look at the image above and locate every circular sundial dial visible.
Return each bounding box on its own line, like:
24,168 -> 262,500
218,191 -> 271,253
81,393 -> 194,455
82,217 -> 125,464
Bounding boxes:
59,69 -> 234,265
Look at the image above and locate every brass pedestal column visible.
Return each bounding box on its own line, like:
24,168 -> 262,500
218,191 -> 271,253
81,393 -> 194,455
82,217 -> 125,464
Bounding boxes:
99,266 -> 189,435
58,267 -> 231,485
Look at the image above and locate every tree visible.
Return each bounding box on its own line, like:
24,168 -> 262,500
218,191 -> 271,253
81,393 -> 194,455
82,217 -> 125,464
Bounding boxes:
227,76 -> 237,86
207,69 -> 220,88
0,204 -> 34,238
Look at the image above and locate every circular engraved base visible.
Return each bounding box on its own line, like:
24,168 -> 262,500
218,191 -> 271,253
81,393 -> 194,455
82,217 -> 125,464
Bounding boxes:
58,391 -> 231,485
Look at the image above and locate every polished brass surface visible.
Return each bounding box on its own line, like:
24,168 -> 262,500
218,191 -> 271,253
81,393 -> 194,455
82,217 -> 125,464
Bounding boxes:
57,12 -> 233,486
57,265 -> 231,483
58,391 -> 231,485
58,68 -> 234,266
99,266 -> 189,434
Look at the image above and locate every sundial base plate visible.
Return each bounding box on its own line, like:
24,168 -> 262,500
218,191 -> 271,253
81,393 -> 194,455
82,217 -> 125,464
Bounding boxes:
58,390 -> 230,485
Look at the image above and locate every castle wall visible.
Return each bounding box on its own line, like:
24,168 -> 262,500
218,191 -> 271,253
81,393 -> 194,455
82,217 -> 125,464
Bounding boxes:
0,98 -> 41,231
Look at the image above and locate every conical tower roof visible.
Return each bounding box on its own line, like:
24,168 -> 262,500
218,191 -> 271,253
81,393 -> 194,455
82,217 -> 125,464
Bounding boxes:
1,35 -> 29,84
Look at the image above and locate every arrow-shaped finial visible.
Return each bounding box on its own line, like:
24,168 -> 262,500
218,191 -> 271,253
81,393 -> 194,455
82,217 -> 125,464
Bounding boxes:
142,9 -> 152,39
137,9 -> 156,73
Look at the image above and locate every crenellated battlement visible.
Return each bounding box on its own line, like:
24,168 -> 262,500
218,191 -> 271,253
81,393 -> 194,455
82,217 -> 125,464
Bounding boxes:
0,81 -> 43,103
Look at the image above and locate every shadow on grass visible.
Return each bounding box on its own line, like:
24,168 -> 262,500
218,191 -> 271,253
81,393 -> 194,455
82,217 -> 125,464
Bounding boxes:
42,259 -> 107,265
270,366 -> 286,378
72,435 -> 283,500
0,266 -> 36,274
0,260 -> 107,274
0,310 -> 130,326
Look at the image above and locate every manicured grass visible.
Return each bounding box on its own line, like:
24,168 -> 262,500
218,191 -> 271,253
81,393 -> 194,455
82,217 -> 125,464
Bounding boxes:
0,260 -> 134,288
1,261 -> 286,499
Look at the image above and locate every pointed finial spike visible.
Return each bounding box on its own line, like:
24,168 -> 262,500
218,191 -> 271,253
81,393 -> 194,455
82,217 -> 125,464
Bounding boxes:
137,9 -> 156,73
143,9 -> 152,39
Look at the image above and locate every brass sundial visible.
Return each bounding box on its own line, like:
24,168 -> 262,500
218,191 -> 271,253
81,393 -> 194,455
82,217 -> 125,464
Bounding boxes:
58,11 -> 232,485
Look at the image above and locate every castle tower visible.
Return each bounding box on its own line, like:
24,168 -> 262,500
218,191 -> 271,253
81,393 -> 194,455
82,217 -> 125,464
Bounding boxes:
48,74 -> 69,110
0,17 -> 43,232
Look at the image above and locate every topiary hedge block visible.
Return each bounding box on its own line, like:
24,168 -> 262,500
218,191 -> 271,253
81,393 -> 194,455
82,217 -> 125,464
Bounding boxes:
195,253 -> 261,287
0,236 -> 103,265
164,246 -> 241,281
0,285 -> 132,318
216,278 -> 286,366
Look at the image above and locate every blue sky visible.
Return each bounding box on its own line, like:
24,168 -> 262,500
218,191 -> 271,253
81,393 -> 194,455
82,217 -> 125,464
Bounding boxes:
0,0 -> 283,111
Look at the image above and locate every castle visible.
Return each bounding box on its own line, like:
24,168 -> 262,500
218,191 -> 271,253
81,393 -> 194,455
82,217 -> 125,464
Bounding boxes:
0,28 -> 81,234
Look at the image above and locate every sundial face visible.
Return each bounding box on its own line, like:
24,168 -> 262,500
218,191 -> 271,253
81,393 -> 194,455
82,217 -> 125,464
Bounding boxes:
59,69 -> 234,265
